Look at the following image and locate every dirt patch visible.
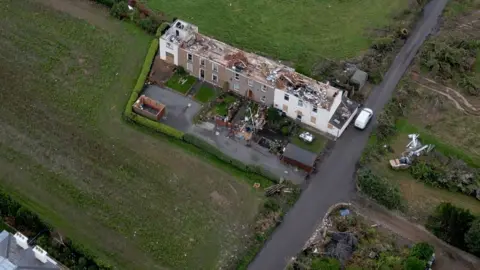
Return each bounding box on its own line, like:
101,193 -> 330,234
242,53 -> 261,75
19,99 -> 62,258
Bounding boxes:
210,191 -> 230,207
35,0 -> 119,31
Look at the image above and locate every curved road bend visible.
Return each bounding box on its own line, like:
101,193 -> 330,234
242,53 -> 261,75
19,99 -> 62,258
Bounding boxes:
248,0 -> 449,269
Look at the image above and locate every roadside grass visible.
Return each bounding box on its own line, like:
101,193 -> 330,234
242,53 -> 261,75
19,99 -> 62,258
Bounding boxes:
476,51 -> 480,73
0,1 -> 261,269
146,0 -> 408,72
290,129 -> 326,154
165,73 -> 196,94
195,84 -> 217,103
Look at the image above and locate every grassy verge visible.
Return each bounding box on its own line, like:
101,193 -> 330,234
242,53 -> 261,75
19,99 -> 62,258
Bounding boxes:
165,73 -> 196,94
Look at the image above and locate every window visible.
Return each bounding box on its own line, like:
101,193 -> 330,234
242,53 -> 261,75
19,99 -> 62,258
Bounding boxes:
235,73 -> 240,80
200,58 -> 205,66
212,74 -> 218,83
298,100 -> 303,107
284,94 -> 289,101
187,53 -> 193,62
187,62 -> 193,71
233,83 -> 240,91
296,114 -> 302,120
248,79 -> 253,87
282,104 -> 288,112
166,42 -> 173,49
213,63 -> 218,72
261,96 -> 266,103
312,106 -> 318,113
310,116 -> 316,124
261,85 -> 267,92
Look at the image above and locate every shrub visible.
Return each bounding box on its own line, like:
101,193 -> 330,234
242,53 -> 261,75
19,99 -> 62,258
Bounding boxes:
156,22 -> 170,37
130,114 -> 184,139
357,168 -> 404,210
426,202 -> 475,250
124,39 -> 158,117
110,1 -> 129,19
465,217 -> 480,255
175,66 -> 187,76
410,242 -> 434,261
138,17 -> 160,34
263,198 -> 280,212
409,161 -> 443,186
403,256 -> 425,270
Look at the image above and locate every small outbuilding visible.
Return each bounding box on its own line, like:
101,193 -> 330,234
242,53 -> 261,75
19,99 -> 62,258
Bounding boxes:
280,143 -> 317,173
350,69 -> 368,91
132,95 -> 166,121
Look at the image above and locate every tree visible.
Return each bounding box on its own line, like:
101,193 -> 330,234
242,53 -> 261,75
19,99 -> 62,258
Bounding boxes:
426,203 -> 475,249
110,2 -> 129,19
410,242 -> 434,261
310,258 -> 341,270
465,217 -> 480,255
403,256 -> 425,270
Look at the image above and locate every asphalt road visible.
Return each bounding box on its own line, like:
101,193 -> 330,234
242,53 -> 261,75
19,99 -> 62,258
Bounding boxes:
248,0 -> 449,269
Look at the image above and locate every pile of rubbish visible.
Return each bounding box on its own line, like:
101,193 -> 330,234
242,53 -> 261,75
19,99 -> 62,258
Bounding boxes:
324,232 -> 358,265
389,134 -> 435,169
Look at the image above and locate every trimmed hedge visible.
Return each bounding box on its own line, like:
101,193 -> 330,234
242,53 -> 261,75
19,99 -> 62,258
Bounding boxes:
130,114 -> 184,139
124,38 -> 158,117
156,22 -> 171,38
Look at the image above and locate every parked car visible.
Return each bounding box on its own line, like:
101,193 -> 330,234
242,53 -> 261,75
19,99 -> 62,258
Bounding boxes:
354,108 -> 373,130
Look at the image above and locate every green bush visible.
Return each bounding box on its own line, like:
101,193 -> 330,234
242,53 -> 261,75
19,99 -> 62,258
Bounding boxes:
130,114 -> 184,139
110,1 -> 129,19
403,256 -> 425,270
426,202 -> 475,250
156,22 -> 170,37
357,167 -> 404,210
124,39 -> 158,117
409,161 -> 444,187
138,17 -> 160,34
410,242 -> 434,261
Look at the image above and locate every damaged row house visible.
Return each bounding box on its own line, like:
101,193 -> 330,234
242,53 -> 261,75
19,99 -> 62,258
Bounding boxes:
159,19 -> 359,138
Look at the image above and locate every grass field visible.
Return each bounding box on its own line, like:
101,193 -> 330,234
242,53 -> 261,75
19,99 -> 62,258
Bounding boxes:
147,0 -> 408,72
0,0 -> 261,269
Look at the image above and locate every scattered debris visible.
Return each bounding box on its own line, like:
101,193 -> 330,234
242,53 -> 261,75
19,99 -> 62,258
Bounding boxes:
264,184 -> 285,196
253,183 -> 261,189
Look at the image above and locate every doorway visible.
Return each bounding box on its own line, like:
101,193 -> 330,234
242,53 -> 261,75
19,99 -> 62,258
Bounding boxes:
200,69 -> 205,80
247,89 -> 254,99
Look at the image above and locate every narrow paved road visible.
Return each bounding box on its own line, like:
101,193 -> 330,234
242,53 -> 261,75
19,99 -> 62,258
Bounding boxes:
248,0 -> 449,269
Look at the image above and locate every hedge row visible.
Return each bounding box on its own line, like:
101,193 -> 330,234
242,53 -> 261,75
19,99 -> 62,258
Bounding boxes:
0,190 -> 110,269
124,38 -> 158,117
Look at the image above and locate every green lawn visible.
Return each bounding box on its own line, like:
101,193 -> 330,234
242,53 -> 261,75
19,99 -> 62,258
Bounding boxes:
215,95 -> 237,116
0,1 -> 260,269
147,0 -> 408,72
195,84 -> 217,103
290,129 -> 327,154
165,73 -> 196,94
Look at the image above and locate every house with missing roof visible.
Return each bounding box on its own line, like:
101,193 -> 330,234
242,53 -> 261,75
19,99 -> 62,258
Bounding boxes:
0,230 -> 60,269
159,19 -> 359,138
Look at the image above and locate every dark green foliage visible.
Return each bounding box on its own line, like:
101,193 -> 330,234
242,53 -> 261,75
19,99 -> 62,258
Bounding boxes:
310,257 -> 341,270
0,190 -> 108,269
138,17 -> 160,34
156,22 -> 171,37
267,107 -> 282,123
110,1 -> 129,19
263,198 -> 280,212
410,242 -> 434,261
357,168 -> 404,210
403,256 -> 425,270
426,202 -> 475,249
175,66 -> 187,76
465,217 -> 480,255
409,161 -> 443,186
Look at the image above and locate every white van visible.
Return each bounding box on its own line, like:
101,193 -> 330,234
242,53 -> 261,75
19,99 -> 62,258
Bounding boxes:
354,108 -> 373,130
